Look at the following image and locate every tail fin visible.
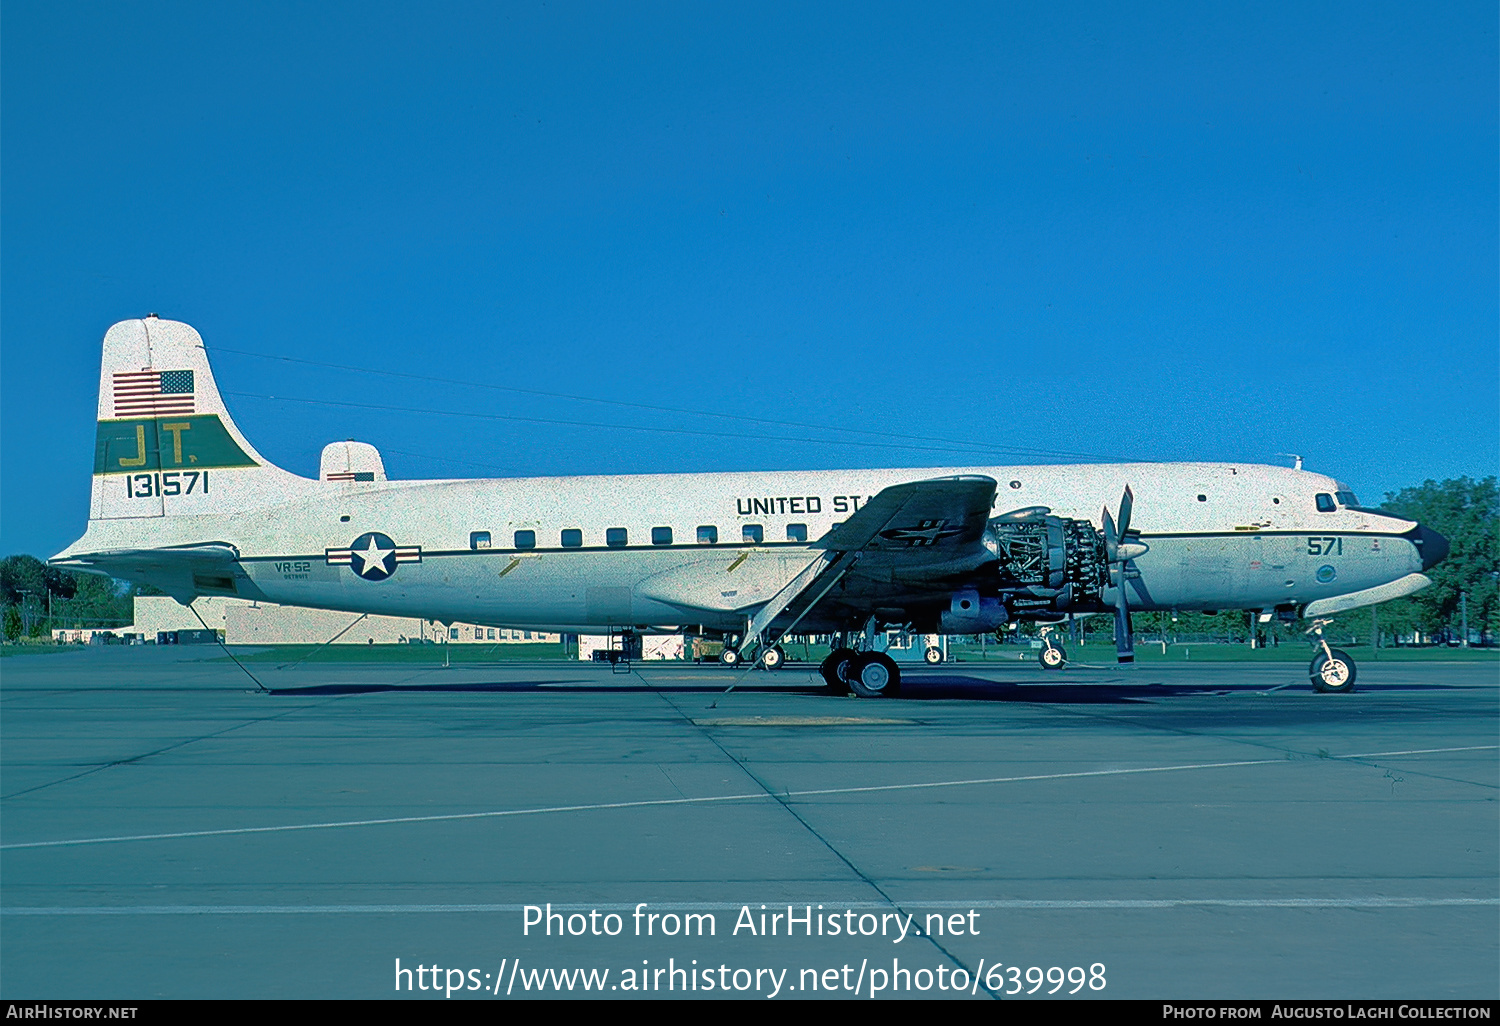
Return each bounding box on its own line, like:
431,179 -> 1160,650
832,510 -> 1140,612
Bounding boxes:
90,316 -> 309,521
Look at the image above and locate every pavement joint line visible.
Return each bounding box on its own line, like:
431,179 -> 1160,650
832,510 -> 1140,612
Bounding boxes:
6,897 -> 1497,916
0,696 -> 350,802
644,673 -> 994,996
1334,745 -> 1497,758
1011,685 -> 1500,784
7,745 -> 1491,851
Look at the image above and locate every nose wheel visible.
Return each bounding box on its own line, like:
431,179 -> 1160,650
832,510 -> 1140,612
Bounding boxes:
1304,619 -> 1357,693
1038,626 -> 1067,670
1310,649 -> 1357,692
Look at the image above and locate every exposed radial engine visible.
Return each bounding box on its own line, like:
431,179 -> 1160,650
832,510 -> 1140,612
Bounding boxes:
982,506 -> 1111,616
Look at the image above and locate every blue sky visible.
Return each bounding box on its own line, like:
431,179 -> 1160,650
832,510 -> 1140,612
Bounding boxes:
3,2 -> 1495,558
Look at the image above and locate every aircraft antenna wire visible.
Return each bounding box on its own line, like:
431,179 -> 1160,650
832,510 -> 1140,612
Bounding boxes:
223,391 -> 1134,462
213,347 -> 1133,463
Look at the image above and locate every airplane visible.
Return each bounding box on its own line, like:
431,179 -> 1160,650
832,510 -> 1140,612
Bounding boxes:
50,316 -> 1450,697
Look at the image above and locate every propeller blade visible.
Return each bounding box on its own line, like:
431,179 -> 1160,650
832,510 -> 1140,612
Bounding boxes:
1104,483 -> 1138,662
1113,582 -> 1135,664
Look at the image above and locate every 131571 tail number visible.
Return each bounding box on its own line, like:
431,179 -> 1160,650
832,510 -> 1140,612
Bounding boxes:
125,471 -> 208,498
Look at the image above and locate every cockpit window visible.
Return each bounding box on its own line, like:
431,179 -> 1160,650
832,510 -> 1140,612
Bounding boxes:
1335,491 -> 1359,507
1315,493 -> 1336,513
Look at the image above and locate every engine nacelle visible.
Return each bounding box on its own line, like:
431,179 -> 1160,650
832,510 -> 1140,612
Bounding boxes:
938,589 -> 1008,633
983,508 -> 1109,612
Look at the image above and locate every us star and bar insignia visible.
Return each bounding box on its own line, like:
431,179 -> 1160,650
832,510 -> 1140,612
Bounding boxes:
326,532 -> 422,581
878,519 -> 966,547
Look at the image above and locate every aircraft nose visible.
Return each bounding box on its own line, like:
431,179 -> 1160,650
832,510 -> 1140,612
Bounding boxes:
1406,524 -> 1450,571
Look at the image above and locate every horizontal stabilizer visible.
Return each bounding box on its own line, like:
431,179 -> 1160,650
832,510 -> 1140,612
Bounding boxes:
51,543 -> 243,604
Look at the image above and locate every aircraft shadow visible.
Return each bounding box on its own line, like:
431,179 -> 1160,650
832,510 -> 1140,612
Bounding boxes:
894,675 -> 1472,703
268,680 -> 837,697
269,674 -> 1475,703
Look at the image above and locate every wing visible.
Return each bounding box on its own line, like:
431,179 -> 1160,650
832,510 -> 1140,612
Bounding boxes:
738,476 -> 998,647
817,475 -> 996,556
50,543 -> 243,603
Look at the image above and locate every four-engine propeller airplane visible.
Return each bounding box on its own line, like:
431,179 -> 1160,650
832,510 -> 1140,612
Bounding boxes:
51,317 -> 1449,696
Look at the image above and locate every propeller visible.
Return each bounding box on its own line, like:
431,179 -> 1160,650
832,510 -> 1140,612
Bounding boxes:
1100,485 -> 1148,664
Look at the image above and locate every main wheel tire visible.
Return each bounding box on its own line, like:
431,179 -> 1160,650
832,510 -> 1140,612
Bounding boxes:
758,645 -> 784,670
848,652 -> 901,698
719,646 -> 740,666
1039,644 -> 1067,670
820,647 -> 855,693
1310,649 -> 1356,692
924,645 -> 943,664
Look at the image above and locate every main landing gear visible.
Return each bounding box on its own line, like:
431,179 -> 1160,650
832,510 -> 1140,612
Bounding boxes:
819,646 -> 901,697
1305,618 -> 1357,693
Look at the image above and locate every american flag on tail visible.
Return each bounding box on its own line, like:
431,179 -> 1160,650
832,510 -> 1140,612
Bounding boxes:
112,370 -> 195,417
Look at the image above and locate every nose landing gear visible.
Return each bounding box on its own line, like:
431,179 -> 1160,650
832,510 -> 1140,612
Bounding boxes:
1306,619 -> 1357,693
1038,626 -> 1067,670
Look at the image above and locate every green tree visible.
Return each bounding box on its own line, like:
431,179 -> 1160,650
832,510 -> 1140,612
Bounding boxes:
1380,477 -> 1499,642
1,554 -> 138,633
2,605 -> 22,642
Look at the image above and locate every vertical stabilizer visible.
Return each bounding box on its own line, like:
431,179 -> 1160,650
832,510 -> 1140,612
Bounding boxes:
90,316 -> 310,521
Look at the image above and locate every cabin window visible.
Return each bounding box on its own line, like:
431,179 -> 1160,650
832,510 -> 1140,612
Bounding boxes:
514,529 -> 536,549
606,527 -> 628,547
524,631 -> 532,640
449,627 -> 459,640
470,531 -> 491,550
474,627 -> 483,639
561,528 -> 582,548
1335,491 -> 1359,507
487,628 -> 495,640
786,523 -> 807,542
1196,494 -> 1207,502
743,524 -> 763,544
697,525 -> 718,545
651,526 -> 673,546
1315,493 -> 1336,513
